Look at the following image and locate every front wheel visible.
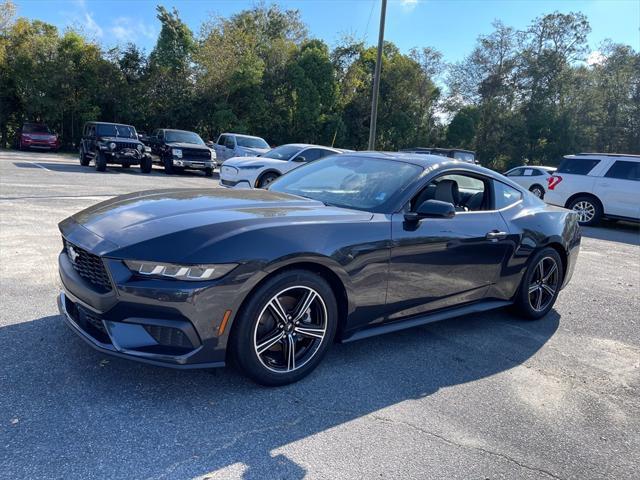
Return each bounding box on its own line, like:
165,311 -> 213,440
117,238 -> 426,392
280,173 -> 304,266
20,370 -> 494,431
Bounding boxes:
568,196 -> 602,226
140,156 -> 152,174
204,167 -> 213,177
257,172 -> 279,188
513,248 -> 563,320
79,148 -> 90,166
163,155 -> 174,174
230,270 -> 338,386
95,152 -> 107,172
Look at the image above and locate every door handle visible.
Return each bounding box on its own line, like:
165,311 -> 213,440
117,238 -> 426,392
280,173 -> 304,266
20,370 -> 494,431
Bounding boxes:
486,230 -> 508,240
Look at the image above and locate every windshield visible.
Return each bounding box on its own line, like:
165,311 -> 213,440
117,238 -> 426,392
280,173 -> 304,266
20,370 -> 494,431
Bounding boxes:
262,145 -> 302,161
269,156 -> 423,212
165,131 -> 204,145
96,124 -> 137,139
23,124 -> 51,134
236,136 -> 269,149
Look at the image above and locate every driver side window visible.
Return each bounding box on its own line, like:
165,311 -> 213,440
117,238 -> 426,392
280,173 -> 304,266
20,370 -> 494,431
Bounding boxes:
411,173 -> 489,213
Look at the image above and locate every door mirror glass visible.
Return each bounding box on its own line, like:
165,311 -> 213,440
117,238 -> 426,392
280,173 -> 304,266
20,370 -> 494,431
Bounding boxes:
293,156 -> 306,163
415,199 -> 456,218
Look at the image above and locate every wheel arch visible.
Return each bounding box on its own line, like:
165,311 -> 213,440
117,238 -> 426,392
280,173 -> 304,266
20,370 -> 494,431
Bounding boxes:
542,242 -> 568,283
529,183 -> 545,192
564,192 -> 603,210
255,169 -> 282,188
227,260 -> 351,362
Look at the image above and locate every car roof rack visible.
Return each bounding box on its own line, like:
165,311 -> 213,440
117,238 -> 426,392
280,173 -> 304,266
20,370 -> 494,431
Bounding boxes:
572,152 -> 640,158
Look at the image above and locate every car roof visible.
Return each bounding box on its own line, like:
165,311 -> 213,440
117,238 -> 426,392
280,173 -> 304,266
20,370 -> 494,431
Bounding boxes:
163,129 -> 199,134
277,143 -> 342,151
565,153 -> 640,159
221,133 -> 266,140
86,121 -> 134,128
340,151 -> 492,172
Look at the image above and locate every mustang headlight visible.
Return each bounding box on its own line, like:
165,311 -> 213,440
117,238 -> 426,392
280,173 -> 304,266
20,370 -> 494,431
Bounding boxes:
172,148 -> 183,158
124,260 -> 237,281
238,165 -> 263,170
109,142 -> 116,150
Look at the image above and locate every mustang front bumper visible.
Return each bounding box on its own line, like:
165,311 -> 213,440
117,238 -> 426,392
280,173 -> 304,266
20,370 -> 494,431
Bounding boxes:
57,242 -> 245,369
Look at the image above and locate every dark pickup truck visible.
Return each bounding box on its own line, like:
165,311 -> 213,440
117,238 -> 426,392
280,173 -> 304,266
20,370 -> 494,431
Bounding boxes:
79,122 -> 152,172
149,129 -> 216,176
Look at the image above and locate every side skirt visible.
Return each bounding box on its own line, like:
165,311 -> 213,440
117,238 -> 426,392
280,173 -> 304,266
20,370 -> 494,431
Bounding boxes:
341,300 -> 512,343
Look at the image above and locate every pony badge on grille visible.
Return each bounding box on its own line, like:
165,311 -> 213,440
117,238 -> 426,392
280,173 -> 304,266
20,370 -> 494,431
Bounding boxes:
67,244 -> 79,263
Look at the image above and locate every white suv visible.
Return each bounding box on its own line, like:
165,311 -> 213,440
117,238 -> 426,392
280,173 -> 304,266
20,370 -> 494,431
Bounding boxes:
545,153 -> 639,226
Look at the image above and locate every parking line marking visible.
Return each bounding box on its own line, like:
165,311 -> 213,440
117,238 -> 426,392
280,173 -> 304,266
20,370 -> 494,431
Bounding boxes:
24,161 -> 52,172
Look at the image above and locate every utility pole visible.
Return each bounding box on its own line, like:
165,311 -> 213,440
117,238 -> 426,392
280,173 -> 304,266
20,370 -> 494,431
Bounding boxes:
367,0 -> 387,151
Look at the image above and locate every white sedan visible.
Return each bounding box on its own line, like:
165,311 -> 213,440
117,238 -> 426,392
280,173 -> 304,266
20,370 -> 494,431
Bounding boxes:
503,165 -> 556,198
220,144 -> 346,188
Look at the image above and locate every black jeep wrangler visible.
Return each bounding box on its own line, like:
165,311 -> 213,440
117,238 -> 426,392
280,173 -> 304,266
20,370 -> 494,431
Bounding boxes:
149,128 -> 216,176
79,122 -> 152,173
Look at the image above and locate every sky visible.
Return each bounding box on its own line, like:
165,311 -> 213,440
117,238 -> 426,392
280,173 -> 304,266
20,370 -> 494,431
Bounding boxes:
14,0 -> 640,62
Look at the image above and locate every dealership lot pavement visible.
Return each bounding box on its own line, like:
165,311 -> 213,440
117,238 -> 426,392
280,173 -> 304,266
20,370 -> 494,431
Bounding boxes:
1,150 -> 639,479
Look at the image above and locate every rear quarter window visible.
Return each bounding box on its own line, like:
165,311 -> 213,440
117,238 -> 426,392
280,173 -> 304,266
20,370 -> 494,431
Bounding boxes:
604,161 -> 640,181
557,158 -> 600,175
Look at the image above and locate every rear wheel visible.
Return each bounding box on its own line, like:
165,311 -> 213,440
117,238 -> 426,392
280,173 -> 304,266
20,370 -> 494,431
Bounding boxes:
513,248 -> 563,320
163,155 -> 174,175
230,270 -> 337,386
568,195 -> 602,226
257,172 -> 279,188
95,152 -> 107,172
529,184 -> 545,199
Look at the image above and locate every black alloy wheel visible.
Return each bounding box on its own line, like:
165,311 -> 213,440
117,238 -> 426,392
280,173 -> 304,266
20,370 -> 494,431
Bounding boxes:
231,270 -> 337,386
513,247 -> 563,320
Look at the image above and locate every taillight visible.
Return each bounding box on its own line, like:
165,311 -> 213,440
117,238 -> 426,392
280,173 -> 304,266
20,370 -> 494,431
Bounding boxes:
548,175 -> 562,190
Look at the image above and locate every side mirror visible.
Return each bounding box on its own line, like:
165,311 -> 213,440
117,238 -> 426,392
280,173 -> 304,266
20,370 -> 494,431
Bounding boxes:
293,156 -> 306,163
205,141 -> 214,147
405,199 -> 455,222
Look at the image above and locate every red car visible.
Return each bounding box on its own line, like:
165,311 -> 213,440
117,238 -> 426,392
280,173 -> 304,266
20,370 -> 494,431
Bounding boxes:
17,123 -> 60,151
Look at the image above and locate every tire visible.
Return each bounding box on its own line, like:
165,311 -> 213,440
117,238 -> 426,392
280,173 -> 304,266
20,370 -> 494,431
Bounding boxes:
513,247 -> 563,320
140,156 -> 152,174
163,155 -> 174,175
79,148 -> 90,166
257,172 -> 279,188
230,269 -> 338,386
567,195 -> 602,226
95,152 -> 107,172
204,167 -> 213,177
529,185 -> 545,199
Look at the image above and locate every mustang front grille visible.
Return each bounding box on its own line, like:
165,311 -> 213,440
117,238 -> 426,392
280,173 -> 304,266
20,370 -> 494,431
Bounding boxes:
63,239 -> 112,292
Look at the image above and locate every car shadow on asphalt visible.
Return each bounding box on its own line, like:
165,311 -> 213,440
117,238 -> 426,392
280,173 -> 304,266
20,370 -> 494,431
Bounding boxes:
12,161 -> 219,179
581,220 -> 639,247
1,309 -> 559,479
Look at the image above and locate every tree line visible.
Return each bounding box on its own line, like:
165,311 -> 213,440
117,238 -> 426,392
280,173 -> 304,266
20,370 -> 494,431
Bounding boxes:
1,1 -> 638,169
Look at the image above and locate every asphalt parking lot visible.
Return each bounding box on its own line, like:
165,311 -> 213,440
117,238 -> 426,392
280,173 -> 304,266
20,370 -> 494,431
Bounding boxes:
1,149 -> 639,479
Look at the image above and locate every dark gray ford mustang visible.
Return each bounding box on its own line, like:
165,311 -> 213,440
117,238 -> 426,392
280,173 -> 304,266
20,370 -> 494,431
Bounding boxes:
58,152 -> 581,385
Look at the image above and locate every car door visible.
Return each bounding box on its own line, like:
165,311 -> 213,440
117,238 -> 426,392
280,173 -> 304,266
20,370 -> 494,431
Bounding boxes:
224,136 -> 237,160
386,171 -> 512,319
594,160 -> 640,219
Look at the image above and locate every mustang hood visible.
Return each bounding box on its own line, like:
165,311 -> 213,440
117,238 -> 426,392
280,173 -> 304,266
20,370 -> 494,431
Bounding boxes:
223,156 -> 273,167
59,189 -> 372,261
